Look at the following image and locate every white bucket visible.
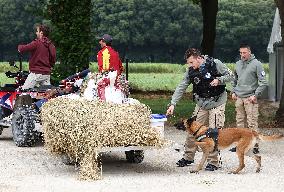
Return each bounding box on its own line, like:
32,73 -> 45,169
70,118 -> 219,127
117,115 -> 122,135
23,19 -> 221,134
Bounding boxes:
150,114 -> 167,138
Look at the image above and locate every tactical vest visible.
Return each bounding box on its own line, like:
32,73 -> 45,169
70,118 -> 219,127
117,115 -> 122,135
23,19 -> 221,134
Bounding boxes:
187,57 -> 226,98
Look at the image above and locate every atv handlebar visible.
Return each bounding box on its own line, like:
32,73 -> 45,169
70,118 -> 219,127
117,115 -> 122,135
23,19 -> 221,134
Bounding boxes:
5,71 -> 29,78
5,71 -> 18,78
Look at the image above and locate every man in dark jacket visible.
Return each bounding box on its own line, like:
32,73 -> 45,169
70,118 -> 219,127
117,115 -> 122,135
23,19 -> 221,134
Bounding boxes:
18,24 -> 56,90
166,48 -> 234,171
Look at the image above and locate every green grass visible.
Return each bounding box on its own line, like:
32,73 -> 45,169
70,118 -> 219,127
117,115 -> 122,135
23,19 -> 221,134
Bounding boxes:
1,62 -> 268,74
1,62 -> 249,92
128,73 -> 192,92
127,63 -> 187,73
90,62 -> 267,92
0,62 -> 29,73
0,73 -> 14,86
0,61 -> 272,127
90,62 -> 187,73
0,62 -> 269,93
132,94 -> 275,127
132,94 -> 237,126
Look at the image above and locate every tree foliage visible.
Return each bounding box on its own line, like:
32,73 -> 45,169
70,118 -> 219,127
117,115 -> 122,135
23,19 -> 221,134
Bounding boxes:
0,0 -> 276,63
46,0 -> 93,81
216,0 -> 275,61
92,0 -> 275,62
92,0 -> 202,62
0,0 -> 45,60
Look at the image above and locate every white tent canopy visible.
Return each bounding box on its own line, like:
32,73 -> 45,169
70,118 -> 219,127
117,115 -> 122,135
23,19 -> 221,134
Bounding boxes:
267,8 -> 283,101
267,8 -> 282,53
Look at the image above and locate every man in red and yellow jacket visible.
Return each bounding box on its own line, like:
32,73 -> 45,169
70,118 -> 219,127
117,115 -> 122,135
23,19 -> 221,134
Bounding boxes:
97,34 -> 123,75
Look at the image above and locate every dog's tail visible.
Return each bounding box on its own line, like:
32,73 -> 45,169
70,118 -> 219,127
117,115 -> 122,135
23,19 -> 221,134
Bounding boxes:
258,134 -> 283,141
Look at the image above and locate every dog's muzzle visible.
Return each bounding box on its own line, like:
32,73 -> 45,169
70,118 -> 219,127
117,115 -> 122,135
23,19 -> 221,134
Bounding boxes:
174,121 -> 186,131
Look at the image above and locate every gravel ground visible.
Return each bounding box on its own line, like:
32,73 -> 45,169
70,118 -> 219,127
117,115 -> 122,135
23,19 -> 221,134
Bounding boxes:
0,126 -> 283,192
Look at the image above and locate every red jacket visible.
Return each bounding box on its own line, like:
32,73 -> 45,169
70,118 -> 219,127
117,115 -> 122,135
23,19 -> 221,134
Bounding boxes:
97,46 -> 123,74
18,37 -> 56,75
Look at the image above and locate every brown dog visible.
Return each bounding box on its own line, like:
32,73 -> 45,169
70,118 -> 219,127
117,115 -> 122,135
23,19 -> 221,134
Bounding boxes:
181,117 -> 283,174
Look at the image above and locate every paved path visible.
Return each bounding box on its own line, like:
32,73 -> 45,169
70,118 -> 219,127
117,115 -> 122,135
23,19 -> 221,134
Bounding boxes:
0,126 -> 283,192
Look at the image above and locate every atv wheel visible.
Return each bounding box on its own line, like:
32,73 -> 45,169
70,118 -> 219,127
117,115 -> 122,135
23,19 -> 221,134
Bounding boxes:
12,106 -> 38,147
125,150 -> 144,163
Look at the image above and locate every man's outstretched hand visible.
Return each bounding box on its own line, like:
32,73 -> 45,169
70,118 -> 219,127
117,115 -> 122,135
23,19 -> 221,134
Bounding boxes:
166,105 -> 175,116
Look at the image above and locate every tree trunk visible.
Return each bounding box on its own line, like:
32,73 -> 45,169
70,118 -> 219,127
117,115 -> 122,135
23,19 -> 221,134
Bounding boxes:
275,0 -> 284,126
200,0 -> 218,56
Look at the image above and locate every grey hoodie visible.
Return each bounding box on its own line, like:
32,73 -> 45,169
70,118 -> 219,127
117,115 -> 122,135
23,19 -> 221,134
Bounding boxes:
232,54 -> 268,98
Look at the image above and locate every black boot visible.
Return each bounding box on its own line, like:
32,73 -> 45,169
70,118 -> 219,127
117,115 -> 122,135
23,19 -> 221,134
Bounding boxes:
176,158 -> 194,167
205,164 -> 218,171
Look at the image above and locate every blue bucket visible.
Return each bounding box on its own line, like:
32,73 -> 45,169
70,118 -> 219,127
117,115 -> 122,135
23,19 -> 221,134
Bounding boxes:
151,114 -> 167,119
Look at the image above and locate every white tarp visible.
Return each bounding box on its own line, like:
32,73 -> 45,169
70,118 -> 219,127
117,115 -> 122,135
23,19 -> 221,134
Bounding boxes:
267,8 -> 282,53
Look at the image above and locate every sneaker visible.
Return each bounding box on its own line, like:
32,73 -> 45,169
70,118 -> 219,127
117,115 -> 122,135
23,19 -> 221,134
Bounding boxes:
205,164 -> 218,171
176,158 -> 194,167
229,147 -> 236,152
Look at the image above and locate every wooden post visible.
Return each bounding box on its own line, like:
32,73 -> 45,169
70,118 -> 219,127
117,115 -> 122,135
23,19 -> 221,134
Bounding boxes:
125,58 -> 129,81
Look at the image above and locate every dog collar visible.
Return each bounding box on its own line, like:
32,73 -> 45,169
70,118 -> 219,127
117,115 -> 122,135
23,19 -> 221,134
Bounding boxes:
196,134 -> 207,142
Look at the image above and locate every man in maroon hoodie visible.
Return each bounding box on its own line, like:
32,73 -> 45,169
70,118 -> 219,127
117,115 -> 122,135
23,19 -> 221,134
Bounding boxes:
18,24 -> 56,90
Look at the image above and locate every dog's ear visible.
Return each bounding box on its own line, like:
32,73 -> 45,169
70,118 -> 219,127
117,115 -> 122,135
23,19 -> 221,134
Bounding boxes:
187,115 -> 197,125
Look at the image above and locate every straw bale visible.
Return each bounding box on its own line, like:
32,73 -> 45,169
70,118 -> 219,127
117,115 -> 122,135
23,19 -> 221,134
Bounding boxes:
41,97 -> 164,180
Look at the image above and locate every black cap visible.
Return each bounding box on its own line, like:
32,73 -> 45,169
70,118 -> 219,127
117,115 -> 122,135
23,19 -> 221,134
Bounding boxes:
98,34 -> 113,43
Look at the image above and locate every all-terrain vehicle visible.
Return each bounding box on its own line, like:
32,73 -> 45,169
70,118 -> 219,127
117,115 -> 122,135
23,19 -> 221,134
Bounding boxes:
0,56 -> 146,163
0,55 -> 89,147
0,55 -> 50,146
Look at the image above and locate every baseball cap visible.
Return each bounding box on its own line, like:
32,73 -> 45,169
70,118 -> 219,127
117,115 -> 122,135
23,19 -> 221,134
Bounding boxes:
98,34 -> 113,43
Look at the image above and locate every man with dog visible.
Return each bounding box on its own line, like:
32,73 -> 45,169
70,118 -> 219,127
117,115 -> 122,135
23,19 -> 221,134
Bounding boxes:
166,48 -> 234,171
231,43 -> 268,153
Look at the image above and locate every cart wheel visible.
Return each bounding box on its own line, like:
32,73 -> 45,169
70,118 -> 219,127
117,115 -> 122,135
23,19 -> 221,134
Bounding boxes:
125,150 -> 144,163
